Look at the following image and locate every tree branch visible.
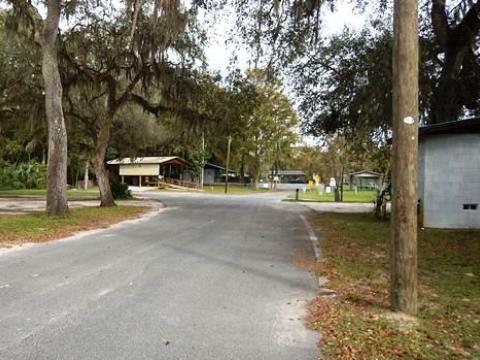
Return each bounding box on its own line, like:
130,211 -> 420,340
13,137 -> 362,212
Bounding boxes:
455,0 -> 480,44
128,93 -> 172,115
431,0 -> 449,51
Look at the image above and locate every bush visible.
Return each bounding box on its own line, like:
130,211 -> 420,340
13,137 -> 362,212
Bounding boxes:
110,182 -> 132,199
0,161 -> 46,189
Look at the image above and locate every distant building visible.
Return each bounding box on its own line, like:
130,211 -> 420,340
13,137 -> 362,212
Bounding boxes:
107,156 -> 190,187
346,170 -> 382,190
275,170 -> 308,184
261,170 -> 308,190
418,118 -> 480,229
203,163 -> 239,185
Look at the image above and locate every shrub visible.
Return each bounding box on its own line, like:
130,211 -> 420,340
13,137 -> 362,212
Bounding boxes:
110,182 -> 132,199
0,161 -> 46,189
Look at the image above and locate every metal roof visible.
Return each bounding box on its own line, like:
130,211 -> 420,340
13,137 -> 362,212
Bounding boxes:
348,170 -> 381,177
205,163 -> 237,174
276,170 -> 306,176
419,117 -> 480,136
107,156 -> 187,165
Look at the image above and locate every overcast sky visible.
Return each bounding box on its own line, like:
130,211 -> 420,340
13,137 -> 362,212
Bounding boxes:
201,1 -> 368,146
204,0 -> 367,75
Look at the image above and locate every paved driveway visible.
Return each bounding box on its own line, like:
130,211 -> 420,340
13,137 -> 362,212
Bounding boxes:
0,192 -> 318,359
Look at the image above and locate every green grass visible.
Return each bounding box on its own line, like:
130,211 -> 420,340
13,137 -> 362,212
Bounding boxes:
287,189 -> 377,203
202,184 -> 270,195
308,212 -> 480,359
155,184 -> 270,195
0,206 -> 148,246
0,187 -> 100,198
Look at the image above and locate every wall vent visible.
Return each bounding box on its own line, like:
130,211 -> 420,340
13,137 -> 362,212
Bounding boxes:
463,204 -> 478,210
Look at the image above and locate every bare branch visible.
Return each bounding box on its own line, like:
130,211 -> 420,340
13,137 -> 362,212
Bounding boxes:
431,0 -> 449,50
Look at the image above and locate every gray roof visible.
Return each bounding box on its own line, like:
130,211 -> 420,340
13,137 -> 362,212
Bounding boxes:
205,163 -> 237,174
349,170 -> 381,178
276,170 -> 306,176
107,156 -> 185,165
419,117 -> 480,136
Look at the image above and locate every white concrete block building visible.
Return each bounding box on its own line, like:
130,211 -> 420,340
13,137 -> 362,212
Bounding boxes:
418,118 -> 480,229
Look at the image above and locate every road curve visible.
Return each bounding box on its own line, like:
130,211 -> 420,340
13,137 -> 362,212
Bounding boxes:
0,192 -> 318,360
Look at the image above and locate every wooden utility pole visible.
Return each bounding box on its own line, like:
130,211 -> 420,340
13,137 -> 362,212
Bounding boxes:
224,135 -> 232,194
200,131 -> 205,189
84,160 -> 89,190
391,0 -> 419,315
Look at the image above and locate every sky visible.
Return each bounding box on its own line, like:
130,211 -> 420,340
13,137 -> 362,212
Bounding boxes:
204,0 -> 367,75
202,1 -> 367,146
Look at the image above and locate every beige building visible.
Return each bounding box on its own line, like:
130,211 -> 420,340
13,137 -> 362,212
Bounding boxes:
107,156 -> 190,187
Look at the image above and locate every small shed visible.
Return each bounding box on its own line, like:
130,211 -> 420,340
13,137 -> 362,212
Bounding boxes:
418,118 -> 480,229
203,163 -> 238,185
107,156 -> 190,187
347,170 -> 381,189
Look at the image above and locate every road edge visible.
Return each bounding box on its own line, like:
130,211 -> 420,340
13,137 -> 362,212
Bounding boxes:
0,200 -> 166,257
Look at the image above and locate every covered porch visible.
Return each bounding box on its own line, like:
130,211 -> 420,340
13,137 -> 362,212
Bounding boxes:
107,156 -> 190,188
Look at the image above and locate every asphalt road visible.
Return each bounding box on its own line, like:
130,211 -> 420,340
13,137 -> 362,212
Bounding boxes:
0,192 -> 318,359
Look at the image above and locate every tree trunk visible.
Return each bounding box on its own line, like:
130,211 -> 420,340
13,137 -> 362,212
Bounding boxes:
41,0 -> 69,217
252,178 -> 258,191
391,0 -> 419,315
92,117 -> 115,207
334,187 -> 340,202
270,166 -> 274,190
432,47 -> 467,123
340,165 -> 344,202
430,1 -> 480,123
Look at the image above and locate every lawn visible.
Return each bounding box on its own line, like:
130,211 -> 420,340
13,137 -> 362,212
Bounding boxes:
202,184 -> 270,194
287,189 -> 377,203
0,188 -> 100,198
0,206 -> 149,247
307,212 -> 480,359
155,184 -> 270,195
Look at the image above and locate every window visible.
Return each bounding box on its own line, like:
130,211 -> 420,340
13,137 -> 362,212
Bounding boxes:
463,204 -> 478,211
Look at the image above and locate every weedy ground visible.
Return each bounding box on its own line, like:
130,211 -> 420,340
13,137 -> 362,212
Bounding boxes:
307,212 -> 480,359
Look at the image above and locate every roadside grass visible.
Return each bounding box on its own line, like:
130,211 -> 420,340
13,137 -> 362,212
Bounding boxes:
202,184 -> 270,194
155,184 -> 270,195
0,188 -> 100,198
0,206 -> 149,247
286,189 -> 377,203
308,212 -> 480,359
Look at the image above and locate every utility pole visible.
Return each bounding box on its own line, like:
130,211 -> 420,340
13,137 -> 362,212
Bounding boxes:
224,135 -> 232,194
200,131 -> 205,189
84,160 -> 89,191
391,0 -> 419,315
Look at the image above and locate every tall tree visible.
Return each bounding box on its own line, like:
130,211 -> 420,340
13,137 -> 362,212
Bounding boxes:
238,69 -> 299,189
430,0 -> 480,122
7,0 -> 69,215
42,0 -> 69,215
61,0 -> 203,206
